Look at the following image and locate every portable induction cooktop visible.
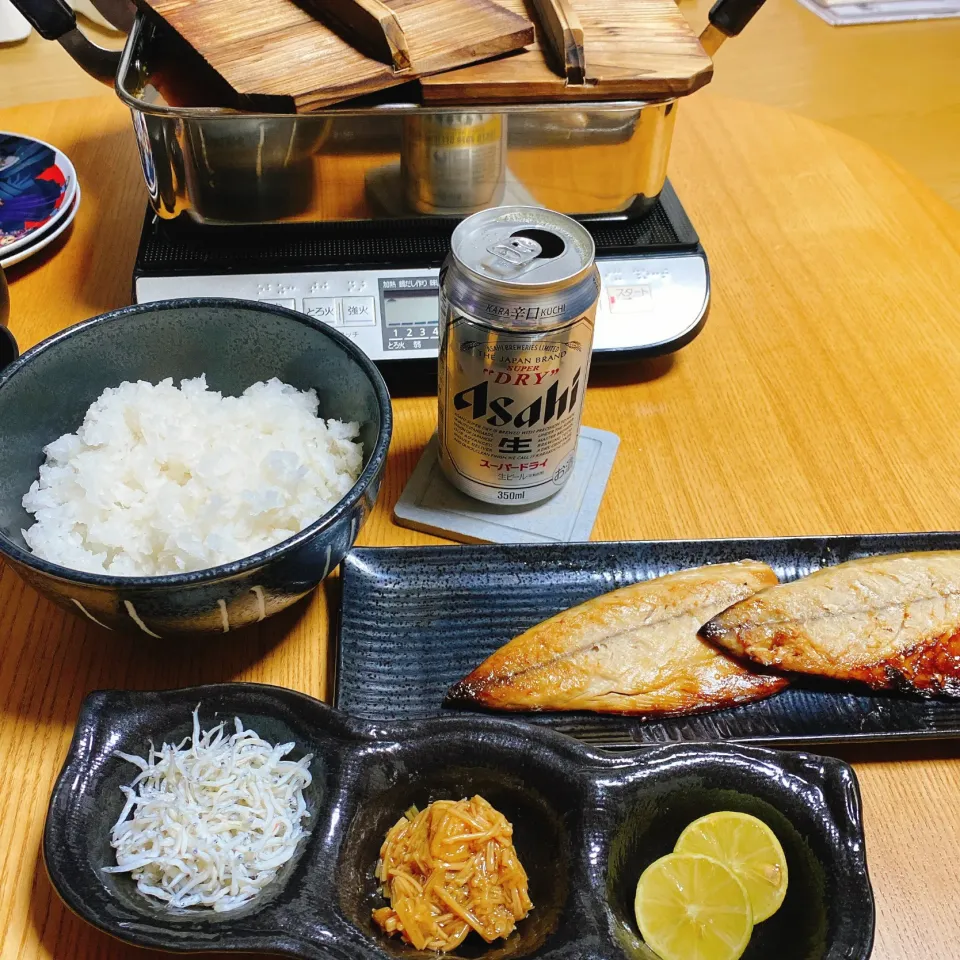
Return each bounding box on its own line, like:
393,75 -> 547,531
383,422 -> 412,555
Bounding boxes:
133,181 -> 708,365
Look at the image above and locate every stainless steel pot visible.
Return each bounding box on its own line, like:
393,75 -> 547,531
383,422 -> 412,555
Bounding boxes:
12,0 -> 765,226
119,17 -> 679,225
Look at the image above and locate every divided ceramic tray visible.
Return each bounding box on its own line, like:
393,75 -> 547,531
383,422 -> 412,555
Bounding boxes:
45,683 -> 874,960
335,532 -> 960,748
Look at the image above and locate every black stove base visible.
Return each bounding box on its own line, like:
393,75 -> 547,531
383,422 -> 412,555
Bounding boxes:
134,181 -> 699,279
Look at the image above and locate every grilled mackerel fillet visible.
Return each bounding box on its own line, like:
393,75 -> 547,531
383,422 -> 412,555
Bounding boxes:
446,561 -> 787,715
701,551 -> 960,696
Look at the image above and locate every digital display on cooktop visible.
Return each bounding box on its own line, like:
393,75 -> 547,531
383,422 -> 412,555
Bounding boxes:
380,277 -> 440,353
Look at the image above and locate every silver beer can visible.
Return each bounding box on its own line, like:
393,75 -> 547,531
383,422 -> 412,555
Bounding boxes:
402,113 -> 507,216
438,206 -> 600,505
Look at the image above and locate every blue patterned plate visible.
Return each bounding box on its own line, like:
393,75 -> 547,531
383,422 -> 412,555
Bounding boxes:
0,132 -> 77,257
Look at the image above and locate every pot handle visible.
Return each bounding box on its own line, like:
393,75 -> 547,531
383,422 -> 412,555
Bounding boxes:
8,0 -> 122,84
11,0 -> 76,39
699,0 -> 767,55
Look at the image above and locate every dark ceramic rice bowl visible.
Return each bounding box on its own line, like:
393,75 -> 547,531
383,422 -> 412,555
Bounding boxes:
0,299 -> 392,636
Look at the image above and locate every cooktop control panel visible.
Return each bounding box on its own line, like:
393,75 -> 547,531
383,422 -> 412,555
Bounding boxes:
135,253 -> 708,362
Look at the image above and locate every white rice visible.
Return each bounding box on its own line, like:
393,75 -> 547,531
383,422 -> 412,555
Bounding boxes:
21,375 -> 363,576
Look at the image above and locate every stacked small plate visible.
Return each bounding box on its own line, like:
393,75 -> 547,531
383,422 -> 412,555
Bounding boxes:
0,0 -> 31,42
0,132 -> 81,269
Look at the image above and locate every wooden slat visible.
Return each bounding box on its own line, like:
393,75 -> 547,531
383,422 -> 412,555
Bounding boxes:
421,0 -> 713,104
390,0 -> 533,75
139,0 -> 394,109
303,0 -> 412,71
139,0 -> 534,111
530,0 -> 585,82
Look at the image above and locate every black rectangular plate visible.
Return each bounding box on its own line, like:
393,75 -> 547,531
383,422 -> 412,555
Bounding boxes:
335,533 -> 960,748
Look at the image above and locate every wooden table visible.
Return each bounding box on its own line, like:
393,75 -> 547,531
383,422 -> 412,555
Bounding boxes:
684,0 -> 960,210
2,92 -> 960,960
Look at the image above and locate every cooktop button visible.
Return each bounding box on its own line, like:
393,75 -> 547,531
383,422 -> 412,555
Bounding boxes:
607,284 -> 654,314
302,297 -> 341,325
342,296 -> 377,326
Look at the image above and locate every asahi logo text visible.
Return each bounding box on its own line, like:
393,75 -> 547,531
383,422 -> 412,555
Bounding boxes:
453,368 -> 581,428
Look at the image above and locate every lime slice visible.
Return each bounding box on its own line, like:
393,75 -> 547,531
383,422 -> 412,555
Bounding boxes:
675,811 -> 788,923
634,852 -> 753,960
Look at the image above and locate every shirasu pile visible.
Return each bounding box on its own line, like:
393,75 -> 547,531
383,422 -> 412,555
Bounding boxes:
104,708 -> 313,911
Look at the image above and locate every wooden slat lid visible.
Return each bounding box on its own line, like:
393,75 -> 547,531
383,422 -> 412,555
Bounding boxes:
421,0 -> 713,104
140,0 -> 534,111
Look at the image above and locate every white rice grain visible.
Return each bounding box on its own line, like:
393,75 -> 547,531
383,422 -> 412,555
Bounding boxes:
21,375 -> 363,576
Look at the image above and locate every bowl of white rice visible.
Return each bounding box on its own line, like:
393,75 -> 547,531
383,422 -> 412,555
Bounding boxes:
0,299 -> 392,635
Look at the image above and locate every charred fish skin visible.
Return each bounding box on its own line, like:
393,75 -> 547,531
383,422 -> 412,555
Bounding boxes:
851,636 -> 960,696
700,551 -> 960,697
445,560 -> 788,716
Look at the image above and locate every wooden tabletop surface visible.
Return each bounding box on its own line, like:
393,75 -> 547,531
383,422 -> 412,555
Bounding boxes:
3,89 -> 960,960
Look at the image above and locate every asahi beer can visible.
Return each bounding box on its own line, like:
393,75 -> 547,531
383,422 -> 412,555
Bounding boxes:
402,113 -> 507,216
438,206 -> 600,505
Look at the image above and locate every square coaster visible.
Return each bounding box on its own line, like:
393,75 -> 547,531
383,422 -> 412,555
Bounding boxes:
393,427 -> 620,544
